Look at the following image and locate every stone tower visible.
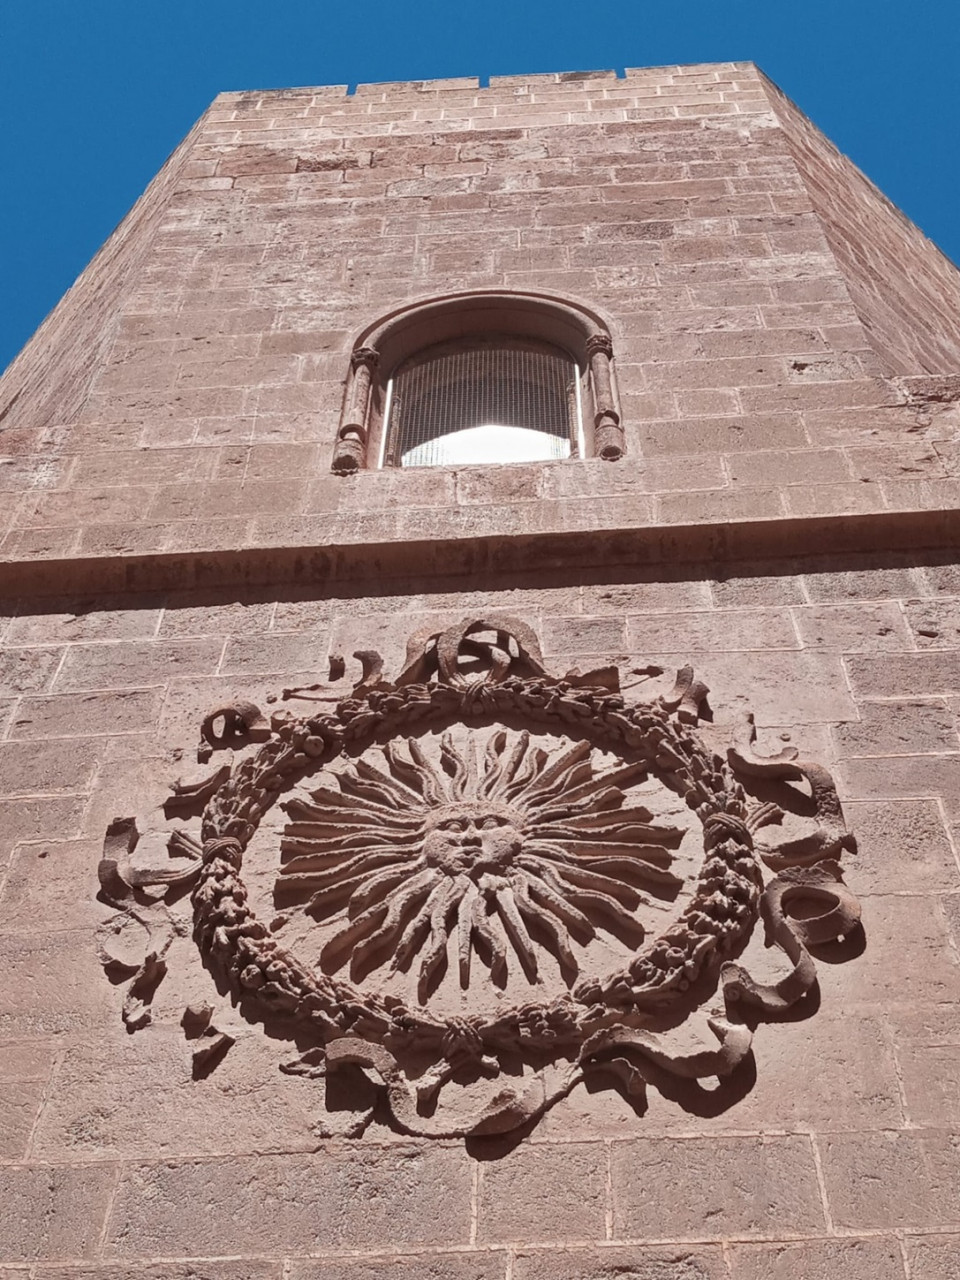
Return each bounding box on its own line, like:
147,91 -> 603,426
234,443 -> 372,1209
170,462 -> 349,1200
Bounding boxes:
1,62 -> 959,1277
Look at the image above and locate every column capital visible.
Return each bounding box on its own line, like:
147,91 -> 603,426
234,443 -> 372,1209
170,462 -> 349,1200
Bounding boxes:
585,332 -> 614,360
350,346 -> 380,371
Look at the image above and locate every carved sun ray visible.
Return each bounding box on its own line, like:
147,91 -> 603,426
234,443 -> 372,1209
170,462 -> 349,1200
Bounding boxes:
277,729 -> 686,996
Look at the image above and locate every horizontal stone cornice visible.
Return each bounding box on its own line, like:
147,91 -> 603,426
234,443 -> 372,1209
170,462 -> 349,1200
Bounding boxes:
2,505 -> 959,598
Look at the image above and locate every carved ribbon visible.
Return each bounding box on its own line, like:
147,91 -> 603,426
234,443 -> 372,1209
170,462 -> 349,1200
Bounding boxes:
436,615 -> 547,686
200,701 -> 271,753
97,817 -> 195,1030
166,765 -> 232,812
659,664 -> 710,724
728,714 -> 856,868
722,861 -> 861,1013
99,817 -> 201,896
316,1014 -> 755,1139
388,614 -> 548,689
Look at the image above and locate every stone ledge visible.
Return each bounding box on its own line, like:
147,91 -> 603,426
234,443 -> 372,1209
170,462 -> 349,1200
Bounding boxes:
2,506 -> 959,599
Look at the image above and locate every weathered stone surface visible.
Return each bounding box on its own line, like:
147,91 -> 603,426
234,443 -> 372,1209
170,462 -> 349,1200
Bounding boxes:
839,755 -> 960,818
785,482 -> 886,516
105,1148 -> 473,1256
888,1005 -> 960,1128
0,1080 -> 44,1158
834,702 -> 959,758
635,651 -> 857,724
513,1245 -> 729,1280
0,740 -> 101,796
610,1136 -> 825,1239
0,1164 -> 117,1261
54,639 -> 224,692
709,573 -> 805,607
728,1237 -> 905,1280
0,840 -> 105,932
289,1254 -> 507,1280
543,1009 -> 901,1140
0,931 -> 111,1034
846,654 -> 960,699
583,580 -> 713,613
0,1040 -> 54,1081
32,1028 -> 326,1160
272,596 -> 335,632
0,695 -> 15,738
37,1265 -> 282,1280
842,800 -> 960,894
541,616 -> 626,655
477,1142 -> 606,1243
906,1233 -> 960,1279
943,890 -> 960,951
819,1129 -> 960,1229
6,601 -> 163,645
0,797 -> 87,858
74,751 -> 170,842
0,647 -> 64,696
10,689 -> 164,740
220,632 -> 329,676
626,608 -> 798,653
905,598 -> 960,649
158,595 -> 276,638
802,566 -> 926,601
818,894 -> 960,1004
792,602 -> 912,651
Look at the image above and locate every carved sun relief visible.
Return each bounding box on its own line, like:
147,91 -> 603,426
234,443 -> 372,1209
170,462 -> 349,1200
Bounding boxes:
279,730 -> 683,996
97,615 -> 862,1139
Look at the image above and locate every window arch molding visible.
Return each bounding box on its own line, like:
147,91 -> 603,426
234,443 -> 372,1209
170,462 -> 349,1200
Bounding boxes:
332,291 -> 624,473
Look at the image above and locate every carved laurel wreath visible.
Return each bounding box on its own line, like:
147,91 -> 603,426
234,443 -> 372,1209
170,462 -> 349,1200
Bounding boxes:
99,615 -> 861,1138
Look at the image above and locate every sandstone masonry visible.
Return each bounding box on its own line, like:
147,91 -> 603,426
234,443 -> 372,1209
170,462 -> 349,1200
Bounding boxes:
1,62 -> 959,1278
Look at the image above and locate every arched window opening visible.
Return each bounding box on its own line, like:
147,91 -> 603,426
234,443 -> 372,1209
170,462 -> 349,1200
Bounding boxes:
383,338 -> 582,469
331,291 -> 623,473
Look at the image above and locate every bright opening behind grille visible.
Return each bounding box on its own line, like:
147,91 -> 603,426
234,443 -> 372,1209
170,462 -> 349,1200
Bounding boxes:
385,341 -> 579,468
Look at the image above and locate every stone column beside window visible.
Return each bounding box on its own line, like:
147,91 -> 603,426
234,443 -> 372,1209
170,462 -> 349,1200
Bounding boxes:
332,346 -> 380,473
585,332 -> 624,461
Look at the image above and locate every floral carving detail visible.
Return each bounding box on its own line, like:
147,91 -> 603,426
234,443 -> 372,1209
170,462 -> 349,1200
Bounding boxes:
97,615 -> 862,1139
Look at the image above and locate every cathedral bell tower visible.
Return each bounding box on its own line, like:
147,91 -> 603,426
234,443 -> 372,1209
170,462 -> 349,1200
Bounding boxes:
1,63 -> 959,1276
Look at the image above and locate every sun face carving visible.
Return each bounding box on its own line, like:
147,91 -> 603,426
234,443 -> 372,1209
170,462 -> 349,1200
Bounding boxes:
276,729 -> 686,998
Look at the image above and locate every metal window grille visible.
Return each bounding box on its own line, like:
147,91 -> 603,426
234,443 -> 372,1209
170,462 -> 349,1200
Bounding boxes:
383,340 -> 579,468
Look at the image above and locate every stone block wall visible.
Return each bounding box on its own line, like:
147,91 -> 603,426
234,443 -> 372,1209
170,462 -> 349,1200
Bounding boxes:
1,553 -> 959,1275
2,62 -> 960,585
766,75 -> 960,377
2,60 -> 960,1277
0,123 -> 200,446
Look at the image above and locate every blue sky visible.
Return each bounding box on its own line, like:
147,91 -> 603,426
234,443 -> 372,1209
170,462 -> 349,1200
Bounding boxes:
1,0 -> 958,373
